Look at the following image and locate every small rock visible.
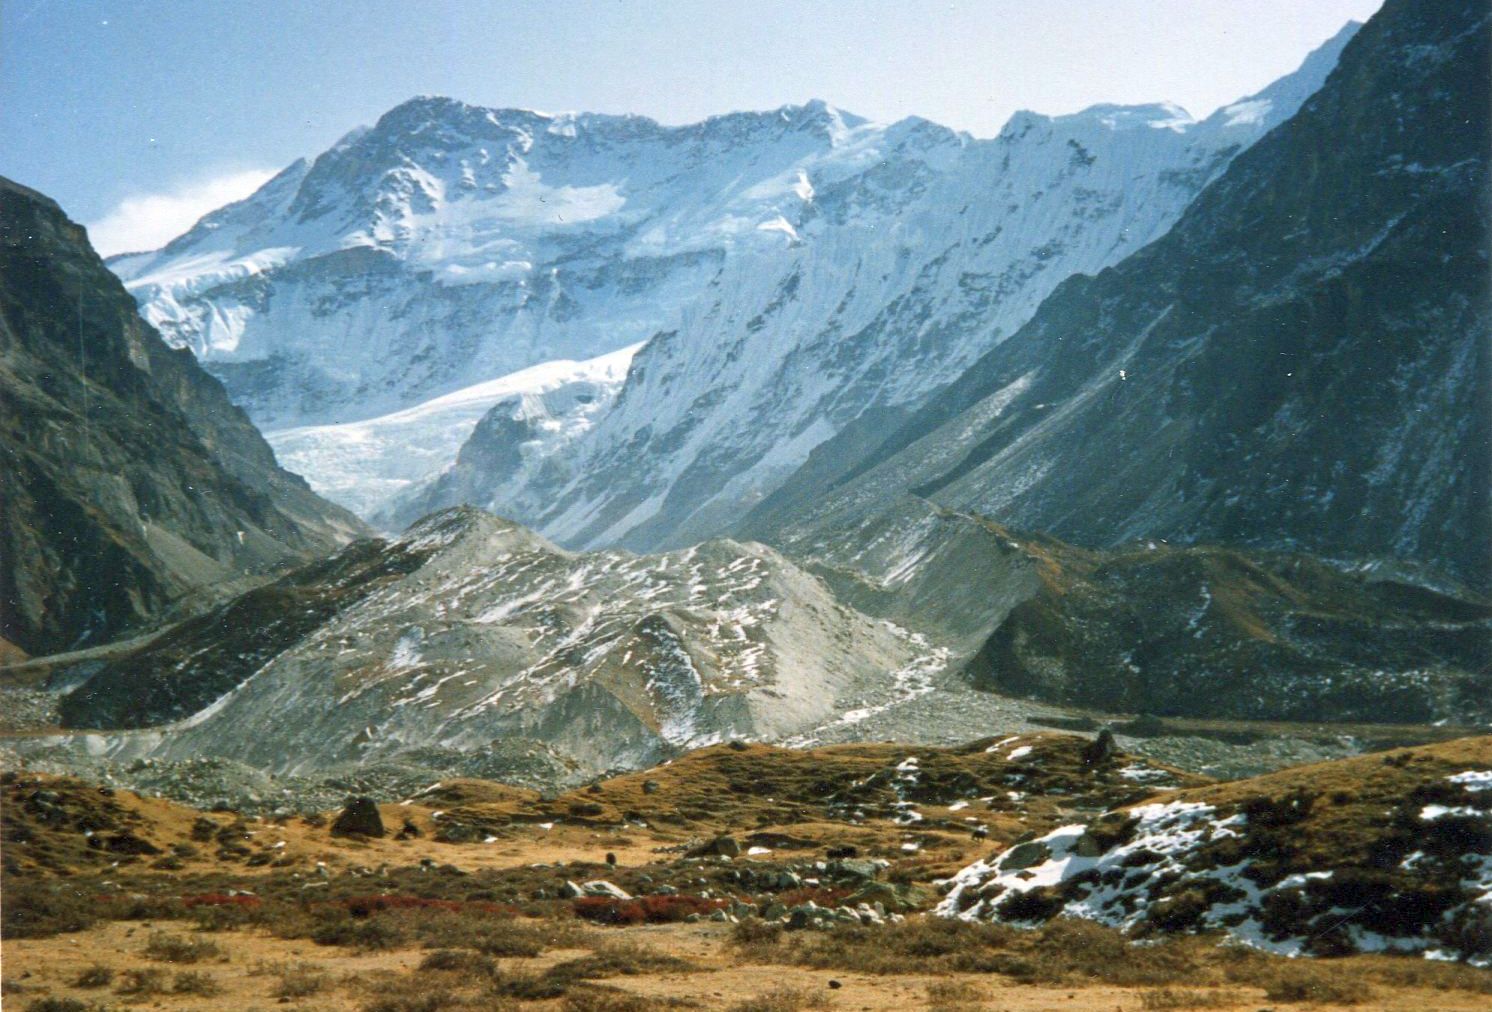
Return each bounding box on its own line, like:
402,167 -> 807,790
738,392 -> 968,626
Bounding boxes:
642,780 -> 661,795
330,797 -> 385,838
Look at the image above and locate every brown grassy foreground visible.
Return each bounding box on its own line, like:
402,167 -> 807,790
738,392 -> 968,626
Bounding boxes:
4,734 -> 1490,1009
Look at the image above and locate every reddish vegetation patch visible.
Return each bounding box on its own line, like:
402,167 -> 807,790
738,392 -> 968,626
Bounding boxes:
573,894 -> 728,925
340,894 -> 522,918
777,886 -> 852,908
182,893 -> 261,909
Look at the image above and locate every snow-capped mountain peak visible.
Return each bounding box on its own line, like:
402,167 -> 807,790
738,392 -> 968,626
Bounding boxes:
109,22 -> 1360,536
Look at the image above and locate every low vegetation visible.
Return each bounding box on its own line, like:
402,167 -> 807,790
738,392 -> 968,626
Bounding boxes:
3,735 -> 1489,1009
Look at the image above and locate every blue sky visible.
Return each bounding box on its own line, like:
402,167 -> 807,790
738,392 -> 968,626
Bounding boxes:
3,0 -> 1381,254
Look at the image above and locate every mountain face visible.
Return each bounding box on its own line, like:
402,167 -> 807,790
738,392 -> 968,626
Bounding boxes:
0,178 -> 365,657
112,27 -> 1354,536
751,0 -> 1490,592
107,99 -> 890,430
413,29 -> 1358,550
47,508 -> 939,776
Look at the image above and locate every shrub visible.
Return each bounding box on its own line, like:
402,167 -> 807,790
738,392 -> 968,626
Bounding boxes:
470,919 -> 552,957
270,962 -> 330,999
172,970 -> 222,996
925,979 -> 986,1009
562,989 -> 662,1012
776,886 -> 851,908
25,1000 -> 91,1012
363,990 -> 460,1012
1,879 -> 95,938
417,949 -> 498,979
143,931 -> 223,963
183,891 -> 261,908
731,918 -> 785,947
115,967 -> 168,996
573,894 -> 727,925
311,914 -> 401,950
725,985 -> 828,1011
546,942 -> 695,981
1140,988 -> 1240,1009
72,964 -> 113,988
1227,962 -> 1375,1005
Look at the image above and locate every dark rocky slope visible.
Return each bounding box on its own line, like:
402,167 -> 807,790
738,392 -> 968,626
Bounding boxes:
748,0 -> 1490,591
964,528 -> 1492,724
0,178 -> 366,657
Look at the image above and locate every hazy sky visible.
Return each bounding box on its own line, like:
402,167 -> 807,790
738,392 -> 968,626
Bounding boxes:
3,0 -> 1382,255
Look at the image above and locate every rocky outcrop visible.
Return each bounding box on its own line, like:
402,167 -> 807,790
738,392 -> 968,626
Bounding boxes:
0,178 -> 366,656
40,508 -> 936,777
938,735 -> 1492,965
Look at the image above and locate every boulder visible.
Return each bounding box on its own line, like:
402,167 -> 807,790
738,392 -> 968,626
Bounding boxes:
1071,832 -> 1106,858
99,832 -> 161,855
1082,729 -> 1118,767
843,881 -> 933,913
331,797 -> 385,838
689,835 -> 741,858
998,840 -> 1051,871
582,880 -> 632,900
828,858 -> 883,881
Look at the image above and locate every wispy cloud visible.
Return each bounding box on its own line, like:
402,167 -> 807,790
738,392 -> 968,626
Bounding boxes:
87,168 -> 277,257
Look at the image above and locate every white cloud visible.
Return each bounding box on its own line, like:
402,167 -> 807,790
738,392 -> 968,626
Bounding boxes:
86,168 -> 277,256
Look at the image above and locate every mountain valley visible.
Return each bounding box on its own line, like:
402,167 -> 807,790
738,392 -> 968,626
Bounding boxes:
3,0 -> 1490,999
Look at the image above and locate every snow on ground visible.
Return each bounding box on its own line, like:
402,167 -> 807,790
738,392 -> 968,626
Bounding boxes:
265,344 -> 639,522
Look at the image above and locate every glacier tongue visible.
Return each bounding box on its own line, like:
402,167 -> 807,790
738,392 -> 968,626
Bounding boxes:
265,343 -> 639,521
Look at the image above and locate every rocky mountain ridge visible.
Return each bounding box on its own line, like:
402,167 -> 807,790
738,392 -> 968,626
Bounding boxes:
0,177 -> 365,657
748,0 -> 1490,592
398,27 -> 1359,546
38,507 -> 939,777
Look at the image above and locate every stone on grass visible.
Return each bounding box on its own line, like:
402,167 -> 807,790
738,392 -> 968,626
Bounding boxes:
331,797 -> 385,838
